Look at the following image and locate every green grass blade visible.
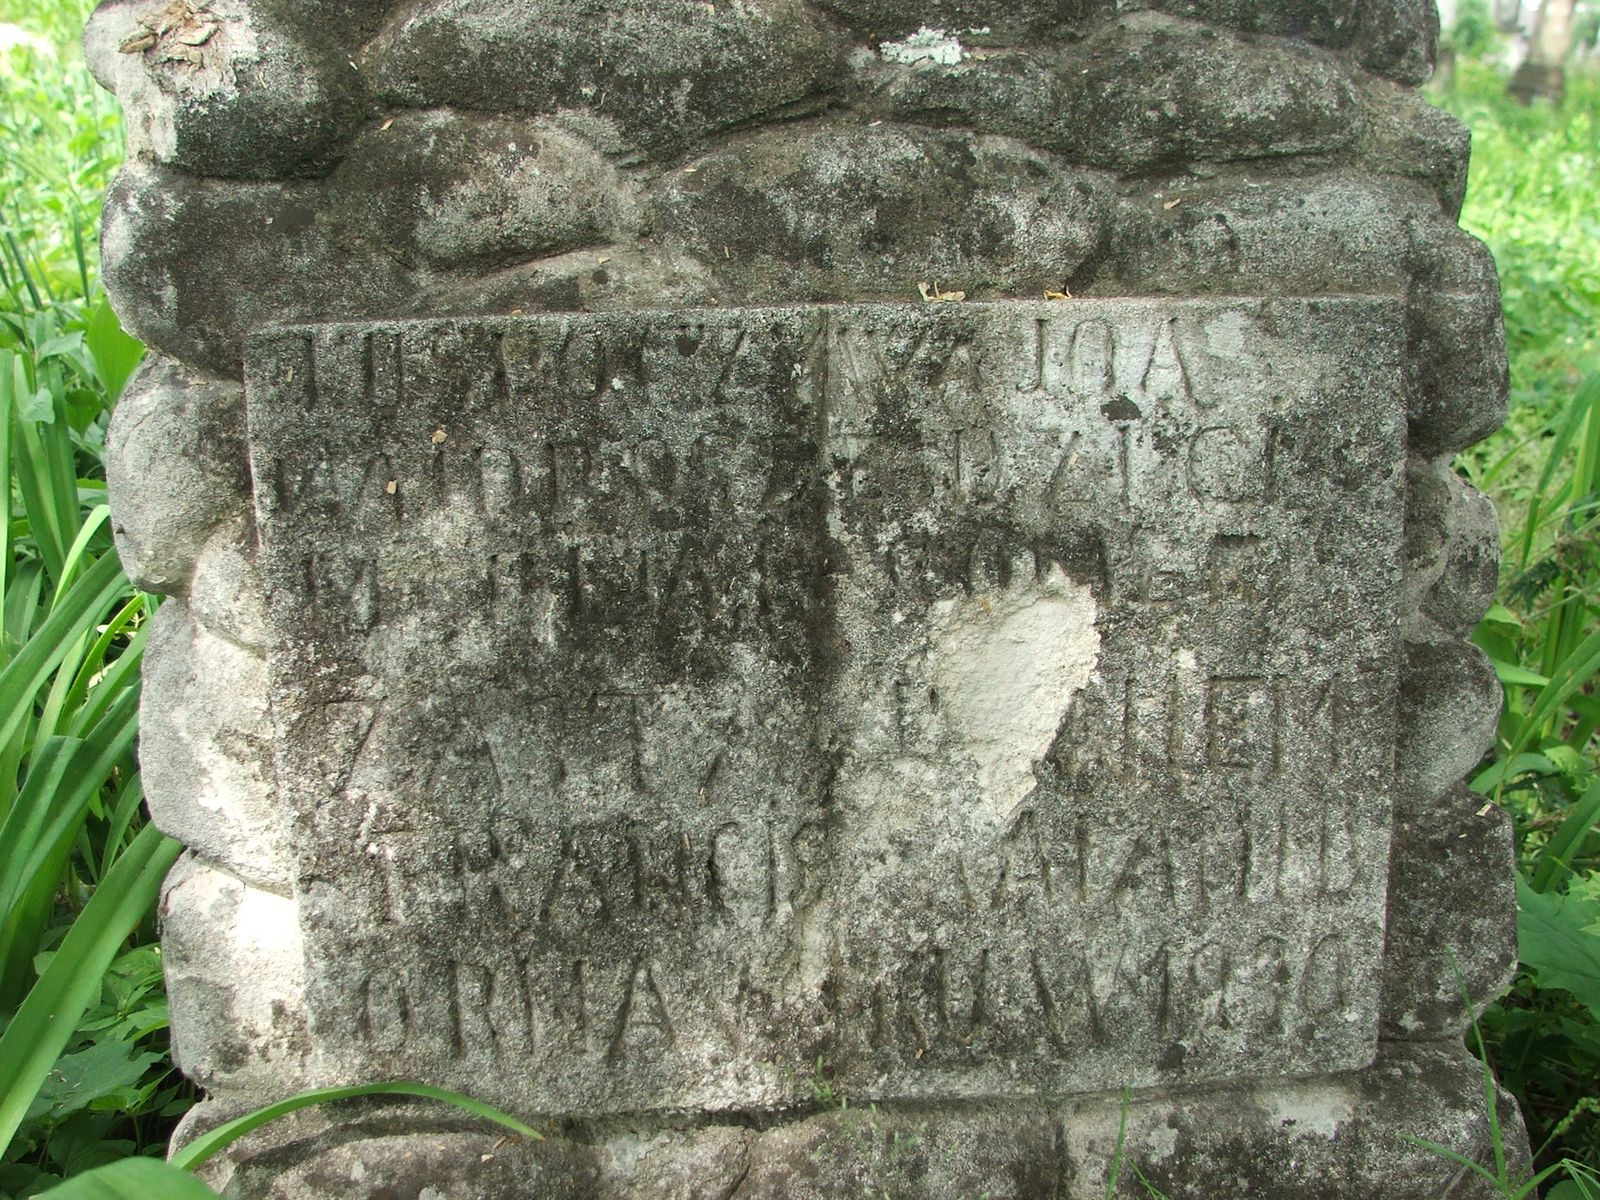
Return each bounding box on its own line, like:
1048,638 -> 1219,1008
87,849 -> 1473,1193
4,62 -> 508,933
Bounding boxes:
0,691 -> 138,937
1401,1136 -> 1502,1188
0,351 -> 13,637
1515,373 -> 1597,570
33,1156 -> 222,1200
1470,751 -> 1557,795
0,738 -> 79,998
170,1083 -> 543,1172
0,550 -> 125,756
1499,624 -> 1600,786
1531,779 -> 1600,893
1104,1087 -> 1131,1199
61,593 -> 147,738
0,823 -> 182,1156
51,503 -> 112,608
99,773 -> 145,880
11,354 -> 85,581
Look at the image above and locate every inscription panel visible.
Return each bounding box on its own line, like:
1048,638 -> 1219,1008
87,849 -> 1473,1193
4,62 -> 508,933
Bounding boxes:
246,299 -> 1407,1115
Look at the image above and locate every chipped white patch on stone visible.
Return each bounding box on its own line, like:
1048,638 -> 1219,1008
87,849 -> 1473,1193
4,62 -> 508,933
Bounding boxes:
879,26 -> 968,66
1268,1088 -> 1356,1139
929,564 -> 1099,817
162,860 -> 308,1088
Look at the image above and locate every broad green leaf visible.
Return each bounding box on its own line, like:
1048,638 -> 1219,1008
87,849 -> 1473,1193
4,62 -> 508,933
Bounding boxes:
83,300 -> 142,403
1493,661 -> 1550,688
32,333 -> 82,363
1517,877 -> 1600,1020
1479,603 -> 1524,630
0,824 -> 182,1156
1470,752 -> 1557,794
32,1157 -> 221,1200
1549,1167 -> 1600,1200
19,385 -> 53,424
170,1082 -> 542,1171
29,1040 -> 162,1125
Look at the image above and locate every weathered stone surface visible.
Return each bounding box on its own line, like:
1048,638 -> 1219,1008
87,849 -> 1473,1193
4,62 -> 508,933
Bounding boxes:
1395,639 -> 1501,805
1382,786 -> 1518,1038
1058,1043 -> 1521,1198
141,603 -> 290,890
857,15 -> 1365,170
101,165 -> 414,375
1403,458 -> 1500,640
84,0 -> 366,178
651,126 -> 1118,303
1408,288 -> 1510,455
219,1130 -> 601,1199
245,298 -> 1406,1116
90,0 -> 1523,1192
363,0 -> 843,160
105,358 -> 250,594
816,0 -> 1437,86
330,110 -> 637,272
1351,0 -> 1440,85
184,1042 -> 1521,1198
1114,172 -> 1423,295
1055,16 -> 1366,167
187,525 -> 270,653
1360,80 -> 1473,215
161,858 -> 309,1091
1423,470 -> 1501,637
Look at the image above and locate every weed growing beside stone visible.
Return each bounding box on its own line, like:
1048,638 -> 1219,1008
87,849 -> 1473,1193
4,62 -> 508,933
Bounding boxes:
1436,60 -> 1600,1181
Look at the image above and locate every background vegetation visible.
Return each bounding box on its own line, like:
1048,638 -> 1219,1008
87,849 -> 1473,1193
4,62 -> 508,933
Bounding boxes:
0,0 -> 1594,1196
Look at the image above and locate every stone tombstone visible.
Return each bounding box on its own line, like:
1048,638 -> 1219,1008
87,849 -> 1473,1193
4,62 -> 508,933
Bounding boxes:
91,0 -> 1524,1196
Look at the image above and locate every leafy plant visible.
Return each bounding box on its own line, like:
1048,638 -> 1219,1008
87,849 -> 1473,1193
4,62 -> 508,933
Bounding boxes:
0,3 -> 182,1194
1436,60 -> 1600,1180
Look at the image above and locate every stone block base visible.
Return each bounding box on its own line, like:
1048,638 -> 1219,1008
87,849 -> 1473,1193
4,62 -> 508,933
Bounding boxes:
189,1042 -> 1524,1199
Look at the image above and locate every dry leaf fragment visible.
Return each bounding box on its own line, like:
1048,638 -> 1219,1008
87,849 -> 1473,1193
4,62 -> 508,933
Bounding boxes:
380,116 -> 396,131
1044,289 -> 1072,301
385,480 -> 398,495
867,119 -> 884,128
1476,802 -> 1495,817
918,281 -> 966,304
431,429 -> 448,444
1163,198 -> 1182,210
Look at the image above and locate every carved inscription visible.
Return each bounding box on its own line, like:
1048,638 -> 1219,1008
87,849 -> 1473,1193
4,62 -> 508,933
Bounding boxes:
247,299 -> 1407,1114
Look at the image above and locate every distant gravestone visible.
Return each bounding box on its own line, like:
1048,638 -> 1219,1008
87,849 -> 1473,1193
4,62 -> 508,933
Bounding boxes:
91,0 -> 1523,1195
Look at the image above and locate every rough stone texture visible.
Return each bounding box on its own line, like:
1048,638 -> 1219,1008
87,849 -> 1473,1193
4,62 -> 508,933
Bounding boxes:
105,358 -> 250,594
245,300 -> 1404,1115
186,1042 -> 1522,1199
84,0 -> 367,178
141,603 -> 289,890
161,857 -> 310,1093
89,0 -> 1525,1193
1382,785 -> 1518,1039
363,0 -> 844,160
650,126 -> 1120,302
